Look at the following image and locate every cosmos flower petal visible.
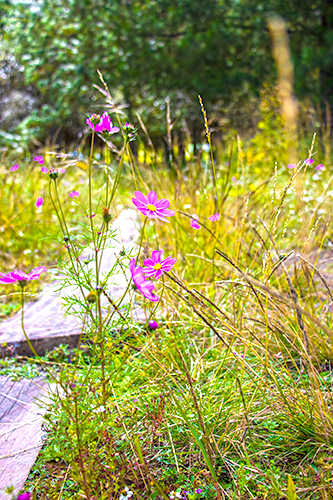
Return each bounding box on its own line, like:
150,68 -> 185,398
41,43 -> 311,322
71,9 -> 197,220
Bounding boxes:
27,267 -> 47,280
69,191 -> 80,198
0,274 -> 18,283
155,198 -> 170,209
155,269 -> 163,279
36,196 -> 43,208
158,208 -> 175,217
151,250 -> 161,263
34,155 -> 44,164
134,191 -> 148,204
147,191 -> 158,204
143,258 -> 155,267
10,270 -> 28,280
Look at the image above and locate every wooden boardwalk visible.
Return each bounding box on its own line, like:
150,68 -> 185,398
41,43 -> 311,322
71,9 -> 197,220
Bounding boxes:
0,209 -> 140,497
0,376 -> 51,498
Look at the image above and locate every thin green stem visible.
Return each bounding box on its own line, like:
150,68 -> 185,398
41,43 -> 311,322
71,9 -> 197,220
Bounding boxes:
74,394 -> 91,500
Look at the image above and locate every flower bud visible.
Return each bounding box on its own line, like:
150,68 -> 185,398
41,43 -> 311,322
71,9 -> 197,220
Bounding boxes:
102,207 -> 112,223
88,113 -> 101,125
49,169 -> 59,180
123,122 -> 137,141
86,291 -> 97,303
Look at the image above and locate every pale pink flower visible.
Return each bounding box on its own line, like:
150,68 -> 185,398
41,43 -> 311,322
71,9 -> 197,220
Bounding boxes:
191,219 -> 201,230
305,158 -> 314,165
208,213 -> 220,221
143,250 -> 176,279
41,166 -> 48,173
34,155 -> 44,165
86,112 -> 120,134
287,164 -> 296,169
316,164 -> 325,171
0,267 -> 47,284
36,196 -> 43,208
132,191 -> 175,223
129,259 -> 159,302
69,191 -> 80,198
10,164 -> 19,172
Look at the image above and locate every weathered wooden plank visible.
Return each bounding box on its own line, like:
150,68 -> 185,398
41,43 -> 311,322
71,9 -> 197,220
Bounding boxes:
0,376 -> 52,499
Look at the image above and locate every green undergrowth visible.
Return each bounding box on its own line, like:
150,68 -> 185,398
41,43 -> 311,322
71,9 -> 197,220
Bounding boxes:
2,93 -> 333,499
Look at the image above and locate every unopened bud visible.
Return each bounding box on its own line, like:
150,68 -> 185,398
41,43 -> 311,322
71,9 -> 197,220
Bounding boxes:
49,169 -> 59,180
86,291 -> 97,303
88,113 -> 101,125
102,207 -> 112,223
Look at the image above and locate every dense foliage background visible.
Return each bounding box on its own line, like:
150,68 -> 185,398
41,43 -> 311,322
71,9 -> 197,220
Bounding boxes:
1,0 -> 333,146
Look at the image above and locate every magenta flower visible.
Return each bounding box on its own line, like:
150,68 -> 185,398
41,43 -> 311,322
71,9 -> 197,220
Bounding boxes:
287,163 -> 296,169
86,112 -> 120,134
69,191 -> 80,198
41,166 -> 48,173
129,259 -> 159,302
34,155 -> 44,165
36,196 -> 43,208
316,164 -> 325,171
190,219 -> 201,230
132,191 -> 175,223
148,320 -> 159,330
143,250 -> 177,279
305,158 -> 314,165
195,489 -> 203,494
17,493 -> 32,500
10,164 -> 19,172
0,267 -> 47,284
208,213 -> 220,221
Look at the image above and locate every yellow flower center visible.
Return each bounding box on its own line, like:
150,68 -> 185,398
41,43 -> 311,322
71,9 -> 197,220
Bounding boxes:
154,263 -> 162,270
147,204 -> 157,211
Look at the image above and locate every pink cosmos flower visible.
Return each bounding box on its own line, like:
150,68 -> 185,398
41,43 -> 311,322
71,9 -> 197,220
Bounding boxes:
69,191 -> 80,198
305,158 -> 314,165
148,320 -> 159,330
86,112 -> 120,134
10,164 -> 19,172
129,259 -> 159,302
34,155 -> 44,165
41,166 -> 48,173
132,191 -> 175,223
143,250 -> 177,280
36,196 -> 43,208
316,164 -> 325,171
0,267 -> 47,284
190,219 -> 201,230
287,164 -> 296,169
208,213 -> 220,221
17,494 -> 31,500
